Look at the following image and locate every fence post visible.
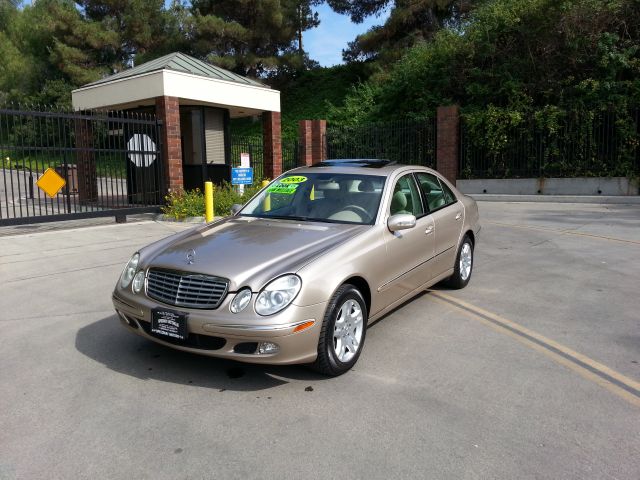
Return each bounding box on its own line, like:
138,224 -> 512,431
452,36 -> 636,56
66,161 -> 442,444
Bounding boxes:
298,120 -> 313,166
75,114 -> 98,204
436,105 -> 460,185
262,111 -> 282,179
311,120 -> 327,163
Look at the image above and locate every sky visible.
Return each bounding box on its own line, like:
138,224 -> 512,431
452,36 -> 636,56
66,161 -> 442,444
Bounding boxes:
305,5 -> 390,67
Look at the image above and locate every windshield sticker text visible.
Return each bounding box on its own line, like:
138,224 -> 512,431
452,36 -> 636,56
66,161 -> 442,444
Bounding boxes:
279,176 -> 307,184
267,183 -> 299,195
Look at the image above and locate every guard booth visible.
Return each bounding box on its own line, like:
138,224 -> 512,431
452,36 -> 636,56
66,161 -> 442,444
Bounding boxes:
71,52 -> 282,196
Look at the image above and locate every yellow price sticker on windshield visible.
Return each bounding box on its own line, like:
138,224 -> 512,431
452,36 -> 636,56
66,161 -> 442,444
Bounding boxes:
279,176 -> 307,184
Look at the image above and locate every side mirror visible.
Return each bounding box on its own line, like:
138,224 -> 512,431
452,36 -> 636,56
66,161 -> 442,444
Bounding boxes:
387,214 -> 416,232
231,203 -> 243,215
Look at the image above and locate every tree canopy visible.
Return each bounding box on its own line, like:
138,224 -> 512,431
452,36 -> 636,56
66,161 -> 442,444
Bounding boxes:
328,0 -> 478,63
328,0 -> 640,123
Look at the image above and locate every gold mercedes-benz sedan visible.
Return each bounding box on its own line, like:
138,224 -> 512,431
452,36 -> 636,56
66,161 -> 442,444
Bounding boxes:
112,160 -> 480,375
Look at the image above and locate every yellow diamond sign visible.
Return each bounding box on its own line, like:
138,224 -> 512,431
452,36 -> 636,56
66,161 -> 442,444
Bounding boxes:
36,168 -> 66,198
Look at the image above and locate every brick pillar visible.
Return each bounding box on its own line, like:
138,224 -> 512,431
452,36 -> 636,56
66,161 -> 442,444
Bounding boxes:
311,119 -> 327,164
263,111 -> 282,179
298,120 -> 313,166
155,96 -> 182,193
75,117 -> 98,203
436,105 -> 460,185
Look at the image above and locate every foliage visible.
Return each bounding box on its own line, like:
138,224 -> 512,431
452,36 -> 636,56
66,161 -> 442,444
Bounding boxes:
328,0 -> 479,63
187,0 -> 321,77
460,105 -> 640,178
336,0 -> 640,119
231,62 -> 374,138
162,181 -> 264,220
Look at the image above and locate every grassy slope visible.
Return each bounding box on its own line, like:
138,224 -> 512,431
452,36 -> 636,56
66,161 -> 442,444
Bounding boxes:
230,63 -> 371,140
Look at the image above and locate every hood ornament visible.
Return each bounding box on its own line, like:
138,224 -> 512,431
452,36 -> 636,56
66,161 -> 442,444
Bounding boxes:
186,249 -> 196,265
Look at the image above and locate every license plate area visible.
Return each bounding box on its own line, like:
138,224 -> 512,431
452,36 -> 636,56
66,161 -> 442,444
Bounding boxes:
151,308 -> 188,341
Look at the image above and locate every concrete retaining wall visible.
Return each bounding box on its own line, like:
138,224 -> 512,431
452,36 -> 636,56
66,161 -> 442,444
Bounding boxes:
457,177 -> 638,196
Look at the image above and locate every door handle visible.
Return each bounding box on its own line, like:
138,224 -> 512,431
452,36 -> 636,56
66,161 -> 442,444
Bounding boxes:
455,212 -> 462,221
425,225 -> 434,235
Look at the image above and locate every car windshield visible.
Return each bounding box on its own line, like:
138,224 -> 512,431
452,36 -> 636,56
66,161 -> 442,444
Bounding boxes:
240,173 -> 386,225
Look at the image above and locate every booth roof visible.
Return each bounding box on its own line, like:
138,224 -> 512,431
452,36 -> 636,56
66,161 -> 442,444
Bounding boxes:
84,52 -> 267,89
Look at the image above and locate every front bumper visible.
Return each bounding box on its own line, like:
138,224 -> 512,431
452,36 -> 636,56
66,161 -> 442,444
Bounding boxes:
112,289 -> 327,365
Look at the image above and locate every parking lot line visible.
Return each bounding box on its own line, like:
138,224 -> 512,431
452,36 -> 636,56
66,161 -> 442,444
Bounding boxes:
485,220 -> 640,246
429,291 -> 640,408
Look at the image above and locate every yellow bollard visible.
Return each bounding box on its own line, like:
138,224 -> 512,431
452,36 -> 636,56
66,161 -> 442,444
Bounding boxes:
261,179 -> 271,211
204,181 -> 214,222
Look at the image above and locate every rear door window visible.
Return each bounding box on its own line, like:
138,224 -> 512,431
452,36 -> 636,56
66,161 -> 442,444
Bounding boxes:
415,172 -> 456,212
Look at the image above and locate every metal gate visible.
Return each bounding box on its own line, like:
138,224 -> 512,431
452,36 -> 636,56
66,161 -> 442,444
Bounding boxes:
0,106 -> 165,226
230,136 -> 300,179
325,118 -> 437,167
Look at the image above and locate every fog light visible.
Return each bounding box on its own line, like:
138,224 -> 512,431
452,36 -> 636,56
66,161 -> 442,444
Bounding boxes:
258,342 -> 279,354
132,271 -> 145,293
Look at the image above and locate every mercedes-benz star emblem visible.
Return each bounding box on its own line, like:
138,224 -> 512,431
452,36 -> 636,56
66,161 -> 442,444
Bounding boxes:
186,249 -> 196,265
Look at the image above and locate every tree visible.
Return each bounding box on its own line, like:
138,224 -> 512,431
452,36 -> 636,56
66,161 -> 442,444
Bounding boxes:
327,0 -> 477,62
189,0 -> 321,77
44,0 -> 180,86
331,0 -> 640,123
292,0 -> 321,54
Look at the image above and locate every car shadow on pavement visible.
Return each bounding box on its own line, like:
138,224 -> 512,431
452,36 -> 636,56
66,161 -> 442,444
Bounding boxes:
75,315 -> 330,392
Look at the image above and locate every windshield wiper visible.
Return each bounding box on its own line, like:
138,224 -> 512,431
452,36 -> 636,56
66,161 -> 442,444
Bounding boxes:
254,214 -> 309,221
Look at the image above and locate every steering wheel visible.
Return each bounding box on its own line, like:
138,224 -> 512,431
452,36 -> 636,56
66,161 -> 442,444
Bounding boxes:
342,205 -> 373,223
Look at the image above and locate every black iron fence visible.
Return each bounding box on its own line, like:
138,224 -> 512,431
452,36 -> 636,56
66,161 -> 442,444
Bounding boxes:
459,108 -> 640,179
230,135 -> 300,180
0,105 -> 164,225
230,136 -> 264,181
325,118 -> 437,167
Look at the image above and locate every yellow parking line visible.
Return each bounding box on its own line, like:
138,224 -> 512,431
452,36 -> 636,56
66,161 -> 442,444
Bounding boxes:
485,220 -> 640,246
429,291 -> 640,408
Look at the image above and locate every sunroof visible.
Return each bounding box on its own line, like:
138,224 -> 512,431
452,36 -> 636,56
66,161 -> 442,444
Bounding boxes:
310,159 -> 396,168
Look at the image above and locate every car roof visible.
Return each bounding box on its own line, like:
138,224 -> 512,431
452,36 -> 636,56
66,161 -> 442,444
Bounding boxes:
288,159 -> 436,177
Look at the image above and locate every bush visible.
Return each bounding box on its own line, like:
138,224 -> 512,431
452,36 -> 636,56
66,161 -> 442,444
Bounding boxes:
162,189 -> 206,220
161,181 -> 265,220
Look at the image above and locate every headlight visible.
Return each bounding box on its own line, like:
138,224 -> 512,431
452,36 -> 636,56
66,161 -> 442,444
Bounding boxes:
230,288 -> 252,313
132,271 -> 145,293
255,275 -> 301,316
120,253 -> 140,289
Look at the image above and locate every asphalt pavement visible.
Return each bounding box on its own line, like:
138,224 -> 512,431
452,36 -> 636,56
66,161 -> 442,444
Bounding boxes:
0,202 -> 639,479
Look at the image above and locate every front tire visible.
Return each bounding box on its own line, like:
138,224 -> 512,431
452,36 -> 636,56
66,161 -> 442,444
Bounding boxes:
446,235 -> 474,289
311,284 -> 367,376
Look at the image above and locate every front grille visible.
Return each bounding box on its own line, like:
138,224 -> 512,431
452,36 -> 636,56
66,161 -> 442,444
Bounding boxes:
146,268 -> 229,309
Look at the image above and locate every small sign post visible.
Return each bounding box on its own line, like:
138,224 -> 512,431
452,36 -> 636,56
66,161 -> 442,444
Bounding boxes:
234,152 -> 252,194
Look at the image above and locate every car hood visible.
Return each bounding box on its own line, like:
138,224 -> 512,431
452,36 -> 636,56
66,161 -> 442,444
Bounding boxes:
141,216 -> 368,291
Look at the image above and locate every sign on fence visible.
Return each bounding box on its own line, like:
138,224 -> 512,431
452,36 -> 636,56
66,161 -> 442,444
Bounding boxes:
240,152 -> 250,168
231,167 -> 253,185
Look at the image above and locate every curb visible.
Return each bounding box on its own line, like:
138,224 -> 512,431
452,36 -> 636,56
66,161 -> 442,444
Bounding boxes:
468,194 -> 640,205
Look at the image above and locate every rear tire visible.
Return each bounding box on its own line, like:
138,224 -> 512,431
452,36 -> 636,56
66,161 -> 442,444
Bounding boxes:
311,284 -> 367,376
446,235 -> 474,289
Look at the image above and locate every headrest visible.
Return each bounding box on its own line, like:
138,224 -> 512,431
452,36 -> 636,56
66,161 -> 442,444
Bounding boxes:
320,182 -> 340,191
358,180 -> 374,192
419,181 -> 431,194
391,191 -> 407,211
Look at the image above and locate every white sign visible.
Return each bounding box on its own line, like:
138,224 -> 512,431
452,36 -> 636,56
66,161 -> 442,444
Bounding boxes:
240,152 -> 250,168
127,134 -> 157,167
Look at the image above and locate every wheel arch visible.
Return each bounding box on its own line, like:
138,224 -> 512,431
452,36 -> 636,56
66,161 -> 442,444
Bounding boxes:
464,229 -> 475,246
342,276 -> 371,315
